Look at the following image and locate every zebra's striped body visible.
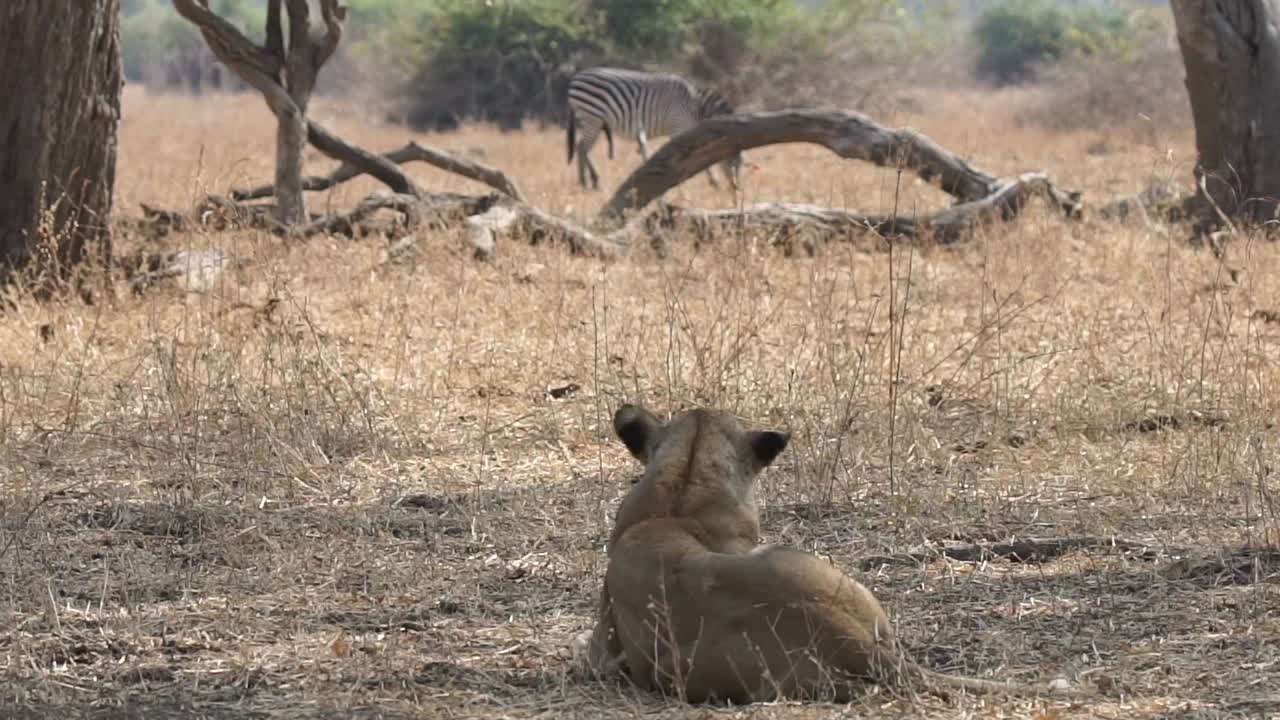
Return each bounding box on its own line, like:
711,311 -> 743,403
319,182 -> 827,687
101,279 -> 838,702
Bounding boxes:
566,67 -> 743,191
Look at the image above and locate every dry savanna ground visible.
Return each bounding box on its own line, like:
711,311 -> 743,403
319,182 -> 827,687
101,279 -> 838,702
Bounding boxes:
1,85 -> 1279,720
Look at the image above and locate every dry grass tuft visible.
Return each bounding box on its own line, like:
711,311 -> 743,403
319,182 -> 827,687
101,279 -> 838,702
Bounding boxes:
1,83 -> 1278,719
1015,37 -> 1192,140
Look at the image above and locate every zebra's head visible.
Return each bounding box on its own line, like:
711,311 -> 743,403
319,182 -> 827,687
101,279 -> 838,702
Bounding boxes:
697,88 -> 735,120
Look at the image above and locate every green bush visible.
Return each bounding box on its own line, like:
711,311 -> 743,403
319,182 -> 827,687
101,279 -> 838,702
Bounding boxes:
400,0 -> 606,130
396,0 -> 900,130
682,0 -> 896,104
973,0 -> 1163,86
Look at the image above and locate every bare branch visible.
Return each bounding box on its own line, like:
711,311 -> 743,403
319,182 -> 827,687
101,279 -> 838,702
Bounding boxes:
600,109 -> 1008,221
265,0 -> 283,66
305,121 -> 425,196
172,0 -> 280,79
285,0 -> 310,55
315,0 -> 347,70
231,141 -> 525,202
171,0 -> 289,112
280,191 -> 625,258
398,142 -> 525,201
283,0 -> 317,107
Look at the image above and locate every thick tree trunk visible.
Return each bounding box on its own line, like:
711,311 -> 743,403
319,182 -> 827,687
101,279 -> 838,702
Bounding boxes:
0,0 -> 123,290
1171,0 -> 1280,223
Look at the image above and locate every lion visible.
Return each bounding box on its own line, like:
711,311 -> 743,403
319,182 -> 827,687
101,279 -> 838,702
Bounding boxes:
574,403 -> 1077,703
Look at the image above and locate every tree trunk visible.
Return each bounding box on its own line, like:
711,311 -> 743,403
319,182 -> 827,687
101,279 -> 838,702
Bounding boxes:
1171,0 -> 1280,223
173,0 -> 348,226
0,0 -> 123,291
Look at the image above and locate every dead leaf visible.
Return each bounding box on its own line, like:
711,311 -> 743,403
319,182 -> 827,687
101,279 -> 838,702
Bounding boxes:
331,633 -> 350,658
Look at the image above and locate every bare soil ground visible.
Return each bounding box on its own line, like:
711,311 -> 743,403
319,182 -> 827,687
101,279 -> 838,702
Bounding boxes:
1,86 -> 1277,720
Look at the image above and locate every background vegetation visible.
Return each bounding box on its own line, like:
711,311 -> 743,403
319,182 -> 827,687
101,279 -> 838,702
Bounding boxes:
122,0 -> 1175,131
972,0 -> 1164,85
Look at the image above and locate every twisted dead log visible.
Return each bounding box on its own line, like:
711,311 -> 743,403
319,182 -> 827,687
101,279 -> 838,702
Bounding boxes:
641,173 -> 1080,246
600,110 -> 1082,238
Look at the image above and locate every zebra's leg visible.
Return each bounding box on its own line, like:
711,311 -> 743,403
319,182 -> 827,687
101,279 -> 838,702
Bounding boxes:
705,166 -> 721,189
637,132 -> 650,161
579,149 -> 602,190
578,147 -> 602,190
576,121 -> 602,190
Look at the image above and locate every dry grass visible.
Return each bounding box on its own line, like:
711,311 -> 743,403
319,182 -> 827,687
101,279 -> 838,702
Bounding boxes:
1,84 -> 1278,720
1015,37 -> 1192,139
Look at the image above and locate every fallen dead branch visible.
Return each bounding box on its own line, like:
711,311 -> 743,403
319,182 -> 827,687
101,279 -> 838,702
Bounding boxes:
603,110 -> 1000,219
643,172 -> 1081,247
143,165 -> 1082,257
290,190 -> 622,257
1099,180 -> 1183,222
858,536 -> 1189,570
232,141 -> 526,202
296,192 -> 430,239
1163,547 -> 1280,586
140,189 -> 627,260
599,110 -> 1083,240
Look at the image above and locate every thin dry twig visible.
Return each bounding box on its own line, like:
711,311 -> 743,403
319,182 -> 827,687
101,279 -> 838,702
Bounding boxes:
858,536 -> 1192,570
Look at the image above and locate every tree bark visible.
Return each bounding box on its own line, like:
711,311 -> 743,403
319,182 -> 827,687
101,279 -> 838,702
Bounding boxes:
0,0 -> 123,291
1171,0 -> 1280,223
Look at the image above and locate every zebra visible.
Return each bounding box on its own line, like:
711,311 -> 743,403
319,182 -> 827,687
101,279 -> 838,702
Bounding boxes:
566,67 -> 744,191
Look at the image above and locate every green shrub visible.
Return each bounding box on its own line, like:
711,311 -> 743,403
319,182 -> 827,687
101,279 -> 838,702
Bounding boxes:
396,0 -> 901,130
973,0 -> 1163,86
401,0 -> 605,130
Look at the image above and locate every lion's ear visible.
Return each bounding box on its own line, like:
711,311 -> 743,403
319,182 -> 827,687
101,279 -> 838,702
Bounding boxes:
614,404 -> 663,463
747,431 -> 790,468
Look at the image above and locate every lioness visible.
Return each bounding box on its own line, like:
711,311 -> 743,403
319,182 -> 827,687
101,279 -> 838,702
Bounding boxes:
576,403 -> 1072,703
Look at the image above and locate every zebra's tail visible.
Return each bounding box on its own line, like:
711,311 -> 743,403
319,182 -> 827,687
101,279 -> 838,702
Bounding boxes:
567,115 -> 576,164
